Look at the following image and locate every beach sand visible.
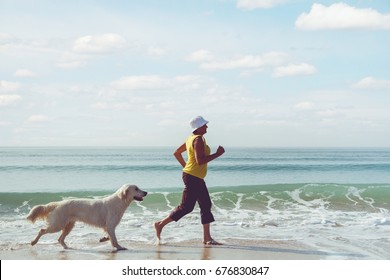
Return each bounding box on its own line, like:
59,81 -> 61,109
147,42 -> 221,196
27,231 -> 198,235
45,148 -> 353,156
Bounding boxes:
3,241 -> 388,280
0,238 -> 361,260
4,238 -> 387,280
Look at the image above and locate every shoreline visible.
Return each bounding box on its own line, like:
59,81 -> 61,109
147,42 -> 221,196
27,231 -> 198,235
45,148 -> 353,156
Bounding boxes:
0,238 -> 370,260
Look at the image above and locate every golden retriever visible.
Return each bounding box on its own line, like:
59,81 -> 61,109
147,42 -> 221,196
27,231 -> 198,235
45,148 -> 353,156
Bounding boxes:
27,184 -> 147,250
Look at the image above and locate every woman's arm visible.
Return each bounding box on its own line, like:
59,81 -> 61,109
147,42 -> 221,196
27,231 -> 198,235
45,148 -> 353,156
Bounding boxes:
194,137 -> 225,165
173,143 -> 187,168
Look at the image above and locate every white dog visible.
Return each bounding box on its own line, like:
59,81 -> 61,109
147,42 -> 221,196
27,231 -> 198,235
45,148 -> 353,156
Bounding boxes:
27,184 -> 147,250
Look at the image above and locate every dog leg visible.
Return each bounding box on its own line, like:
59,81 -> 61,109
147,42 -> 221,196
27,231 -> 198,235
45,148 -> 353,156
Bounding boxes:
31,228 -> 47,246
58,221 -> 75,249
99,227 -> 109,242
107,229 -> 126,250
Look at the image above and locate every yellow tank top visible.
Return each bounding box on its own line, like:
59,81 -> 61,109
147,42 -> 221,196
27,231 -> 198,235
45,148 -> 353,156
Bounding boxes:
182,134 -> 210,179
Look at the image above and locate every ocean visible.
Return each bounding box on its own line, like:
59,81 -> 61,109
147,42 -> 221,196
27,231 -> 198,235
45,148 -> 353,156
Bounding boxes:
0,147 -> 389,259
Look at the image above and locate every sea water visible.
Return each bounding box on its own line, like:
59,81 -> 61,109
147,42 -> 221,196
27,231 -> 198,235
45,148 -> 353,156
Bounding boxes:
0,147 -> 389,259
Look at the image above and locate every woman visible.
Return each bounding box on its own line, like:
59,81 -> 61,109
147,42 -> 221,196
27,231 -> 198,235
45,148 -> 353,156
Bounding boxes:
154,116 -> 225,245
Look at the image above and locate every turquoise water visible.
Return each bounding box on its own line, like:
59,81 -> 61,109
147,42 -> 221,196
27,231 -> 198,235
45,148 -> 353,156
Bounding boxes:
1,147 -> 390,192
1,147 -> 389,259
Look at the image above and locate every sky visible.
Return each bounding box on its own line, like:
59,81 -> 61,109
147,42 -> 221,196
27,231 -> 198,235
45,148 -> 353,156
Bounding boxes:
1,0 -> 390,147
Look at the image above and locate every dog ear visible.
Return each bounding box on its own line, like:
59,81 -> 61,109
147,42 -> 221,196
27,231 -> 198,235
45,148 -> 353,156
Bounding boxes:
120,187 -> 129,200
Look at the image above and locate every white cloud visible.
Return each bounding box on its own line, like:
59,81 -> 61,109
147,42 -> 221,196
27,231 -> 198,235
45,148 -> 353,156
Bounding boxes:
27,115 -> 49,123
0,32 -> 14,45
174,75 -> 207,84
316,109 -> 343,118
294,102 -> 316,111
200,52 -> 287,70
0,121 -> 12,127
185,49 -> 214,62
0,33 -> 62,54
57,33 -> 128,68
72,33 -> 127,54
111,75 -> 172,91
352,77 -> 390,90
272,63 -> 317,77
295,3 -> 390,30
0,80 -> 21,92
110,75 -> 211,92
186,52 -> 315,79
91,102 -> 108,110
0,95 -> 22,106
236,0 -> 284,10
56,51 -> 90,69
147,46 -> 166,57
14,69 -> 38,78
158,119 -> 180,127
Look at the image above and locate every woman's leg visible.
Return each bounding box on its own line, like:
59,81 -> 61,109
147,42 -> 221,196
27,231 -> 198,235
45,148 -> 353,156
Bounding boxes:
169,183 -> 197,221
202,223 -> 212,243
154,216 -> 174,240
195,179 -> 221,245
196,179 -> 215,224
202,223 -> 222,245
154,173 -> 197,240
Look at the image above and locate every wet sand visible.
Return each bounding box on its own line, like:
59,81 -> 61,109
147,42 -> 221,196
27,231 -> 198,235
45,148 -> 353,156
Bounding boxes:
0,238 -> 357,260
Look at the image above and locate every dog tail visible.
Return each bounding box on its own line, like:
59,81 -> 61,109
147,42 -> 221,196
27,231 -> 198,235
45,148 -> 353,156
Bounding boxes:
27,203 -> 56,223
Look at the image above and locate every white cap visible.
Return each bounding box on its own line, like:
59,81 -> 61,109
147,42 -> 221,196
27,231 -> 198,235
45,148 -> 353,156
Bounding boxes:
190,116 -> 209,132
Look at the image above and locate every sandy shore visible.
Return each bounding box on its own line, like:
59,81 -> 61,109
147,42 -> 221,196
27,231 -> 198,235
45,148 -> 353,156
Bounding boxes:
0,238 -> 365,260
4,238 -> 387,280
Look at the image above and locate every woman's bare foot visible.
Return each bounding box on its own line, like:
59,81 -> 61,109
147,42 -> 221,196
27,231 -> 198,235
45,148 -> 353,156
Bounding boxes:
203,239 -> 223,245
154,221 -> 163,240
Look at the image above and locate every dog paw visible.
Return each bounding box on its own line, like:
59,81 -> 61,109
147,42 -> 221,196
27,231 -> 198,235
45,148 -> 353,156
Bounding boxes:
99,236 -> 110,242
115,246 -> 127,251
